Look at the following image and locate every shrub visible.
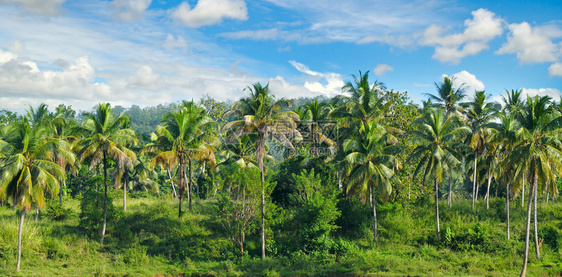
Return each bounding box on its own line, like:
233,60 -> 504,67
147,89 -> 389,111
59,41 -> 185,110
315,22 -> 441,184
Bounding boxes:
78,191 -> 119,239
46,203 -> 73,221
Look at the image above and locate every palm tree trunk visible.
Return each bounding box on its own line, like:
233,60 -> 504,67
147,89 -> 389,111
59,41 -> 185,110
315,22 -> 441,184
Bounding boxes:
35,204 -> 39,222
167,169 -> 177,199
372,186 -> 378,241
434,178 -> 440,244
448,176 -> 452,208
521,180 -> 525,208
533,183 -> 540,259
486,167 -> 492,210
16,208 -> 25,272
123,177 -> 127,213
188,160 -> 193,211
520,174 -> 537,277
472,156 -> 477,210
257,132 -> 266,260
59,181 -> 64,206
506,181 -> 511,240
338,170 -> 343,191
101,152 -> 108,244
178,156 -> 186,218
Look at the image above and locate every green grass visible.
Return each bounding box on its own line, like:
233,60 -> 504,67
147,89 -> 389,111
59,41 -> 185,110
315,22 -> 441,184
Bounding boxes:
1,196 -> 561,276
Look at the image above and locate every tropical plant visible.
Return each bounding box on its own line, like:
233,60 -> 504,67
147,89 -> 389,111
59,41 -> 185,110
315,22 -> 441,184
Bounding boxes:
343,121 -> 400,241
223,82 -> 301,259
0,116 -> 65,271
408,107 -> 470,244
426,76 -> 466,117
77,103 -> 137,244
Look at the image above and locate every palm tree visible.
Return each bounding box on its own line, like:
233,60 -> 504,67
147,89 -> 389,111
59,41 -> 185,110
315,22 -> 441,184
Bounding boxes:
50,105 -> 78,205
426,76 -> 466,117
0,117 -> 64,272
146,100 -> 217,217
223,82 -> 301,260
344,121 -> 400,241
510,96 -> 562,277
408,107 -> 470,244
464,91 -> 500,210
77,103 -> 137,244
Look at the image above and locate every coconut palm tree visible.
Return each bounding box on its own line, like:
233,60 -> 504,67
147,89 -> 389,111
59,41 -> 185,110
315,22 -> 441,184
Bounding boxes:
0,117 -> 65,272
408,107 -> 470,244
223,82 -> 301,260
77,103 -> 137,244
509,95 -> 562,277
426,76 -> 466,117
344,121 -> 400,241
464,91 -> 500,210
146,100 -> 217,217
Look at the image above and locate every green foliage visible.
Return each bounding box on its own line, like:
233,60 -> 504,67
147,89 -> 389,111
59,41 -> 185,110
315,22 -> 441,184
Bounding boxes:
46,202 -> 73,221
78,191 -> 119,239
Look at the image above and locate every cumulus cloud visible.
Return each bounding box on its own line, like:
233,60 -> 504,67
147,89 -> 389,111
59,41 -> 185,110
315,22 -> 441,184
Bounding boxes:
549,62 -> 562,77
496,22 -> 561,64
163,34 -> 187,50
420,9 -> 503,64
521,88 -> 562,100
110,0 -> 151,21
127,65 -> 161,90
0,0 -> 66,15
442,70 -> 485,95
171,0 -> 248,28
289,60 -> 344,97
374,64 -> 393,76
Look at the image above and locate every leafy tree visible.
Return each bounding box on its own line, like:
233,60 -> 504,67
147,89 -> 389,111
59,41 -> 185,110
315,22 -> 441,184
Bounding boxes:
426,76 -> 466,117
344,121 -> 400,241
408,107 -> 469,244
509,96 -> 562,277
0,117 -> 64,272
146,100 -> 217,217
223,82 -> 301,259
77,103 -> 137,244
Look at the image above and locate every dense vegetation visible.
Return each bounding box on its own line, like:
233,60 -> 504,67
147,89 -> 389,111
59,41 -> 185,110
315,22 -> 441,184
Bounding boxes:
1,71 -> 562,276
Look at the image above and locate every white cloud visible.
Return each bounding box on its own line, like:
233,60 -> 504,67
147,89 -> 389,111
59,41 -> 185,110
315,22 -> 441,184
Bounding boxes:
496,22 -> 561,64
421,9 -> 503,64
0,0 -> 65,15
445,70 -> 485,94
374,64 -> 393,76
171,0 -> 248,28
163,34 -> 187,50
549,62 -> 562,77
127,65 -> 161,90
521,88 -> 562,100
110,0 -> 151,21
289,60 -> 344,97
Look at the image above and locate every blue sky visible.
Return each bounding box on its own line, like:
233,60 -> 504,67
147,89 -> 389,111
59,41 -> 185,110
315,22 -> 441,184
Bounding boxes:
0,0 -> 560,113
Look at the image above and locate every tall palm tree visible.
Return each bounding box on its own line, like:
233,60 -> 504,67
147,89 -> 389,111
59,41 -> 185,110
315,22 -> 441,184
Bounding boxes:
510,96 -> 562,277
464,91 -> 500,210
0,117 -> 65,272
146,100 -> 217,217
408,107 -> 470,244
344,121 -> 400,241
295,100 -> 336,156
77,103 -> 137,244
223,82 -> 301,260
50,105 -> 78,205
426,76 -> 466,117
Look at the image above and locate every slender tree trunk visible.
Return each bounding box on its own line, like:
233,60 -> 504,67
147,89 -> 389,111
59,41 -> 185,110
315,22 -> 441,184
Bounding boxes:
178,156 -> 186,219
486,167 -> 492,210
520,174 -> 537,277
338,170 -> 343,191
188,160 -> 193,211
372,186 -> 378,241
258,132 -> 266,260
506,181 -> 511,240
101,152 -> 108,244
521,180 -> 525,208
59,181 -> 64,206
533,183 -> 540,259
448,176 -> 452,208
35,204 -> 39,222
475,180 -> 480,202
472,156 -> 478,210
167,169 -> 177,199
434,178 -> 440,244
123,177 -> 127,213
16,208 -> 25,272
369,185 -> 373,208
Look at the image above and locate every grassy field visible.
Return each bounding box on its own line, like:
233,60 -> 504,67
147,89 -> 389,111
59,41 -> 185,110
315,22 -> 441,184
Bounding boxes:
0,195 -> 561,276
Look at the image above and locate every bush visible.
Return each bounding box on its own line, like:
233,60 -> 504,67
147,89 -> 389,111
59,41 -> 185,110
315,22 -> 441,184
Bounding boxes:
78,191 -> 120,239
46,203 -> 73,221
